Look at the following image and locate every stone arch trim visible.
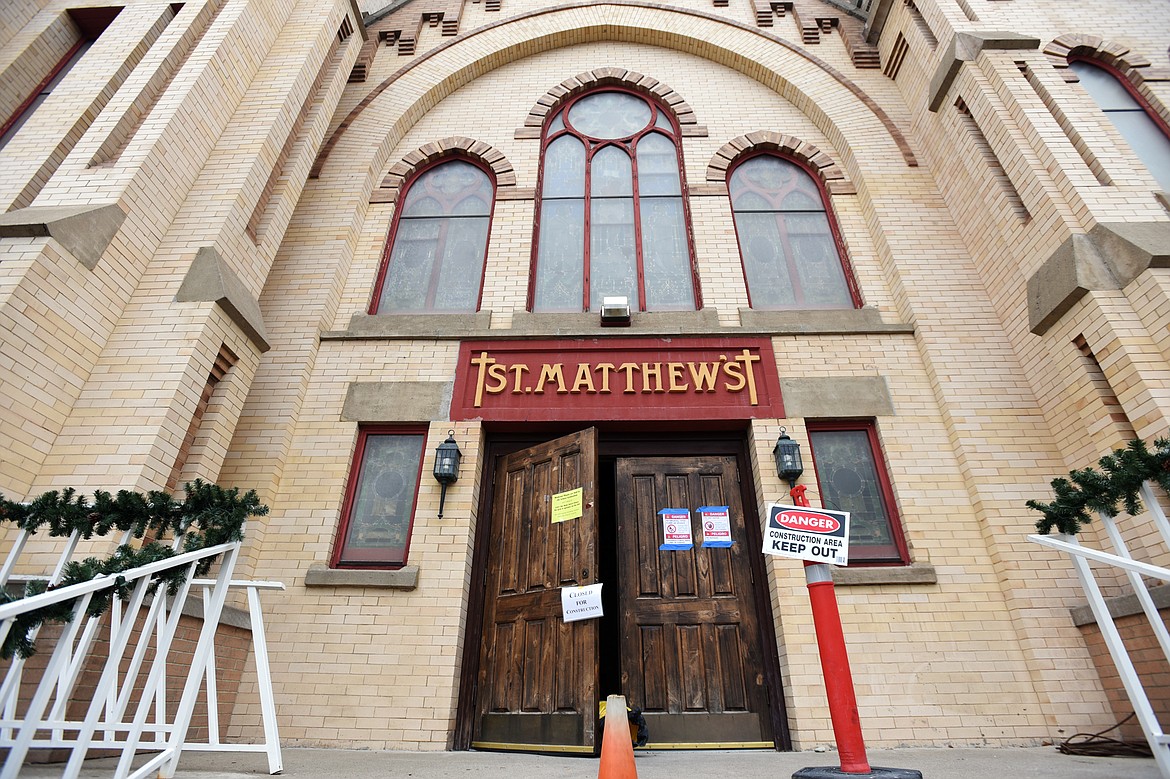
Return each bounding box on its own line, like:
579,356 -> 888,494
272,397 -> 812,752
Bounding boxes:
370,136 -> 516,204
309,1 -> 917,178
706,132 -> 856,195
518,67 -> 699,134
1044,34 -> 1170,131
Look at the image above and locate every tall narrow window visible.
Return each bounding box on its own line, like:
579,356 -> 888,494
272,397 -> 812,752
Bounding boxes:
1070,59 -> 1170,191
332,427 -> 426,568
729,155 -> 859,309
808,421 -> 908,564
531,90 -> 697,312
370,159 -> 494,313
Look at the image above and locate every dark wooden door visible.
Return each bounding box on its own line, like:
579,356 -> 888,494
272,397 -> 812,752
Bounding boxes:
473,428 -> 599,752
615,455 -> 773,746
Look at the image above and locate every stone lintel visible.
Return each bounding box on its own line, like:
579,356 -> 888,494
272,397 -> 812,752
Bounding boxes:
928,32 -> 1041,112
305,564 -> 419,590
341,381 -> 452,422
778,375 -> 894,418
1028,222 -> 1170,335
175,246 -> 271,352
0,202 -> 126,270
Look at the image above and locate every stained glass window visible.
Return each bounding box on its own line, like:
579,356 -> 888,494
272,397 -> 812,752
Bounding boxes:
729,155 -> 858,309
532,90 -> 697,312
1070,59 -> 1170,191
808,423 -> 908,564
371,159 -> 494,313
333,429 -> 426,567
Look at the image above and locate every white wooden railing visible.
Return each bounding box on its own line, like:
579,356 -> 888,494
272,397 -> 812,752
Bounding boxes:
1029,481 -> 1170,779
0,526 -> 283,778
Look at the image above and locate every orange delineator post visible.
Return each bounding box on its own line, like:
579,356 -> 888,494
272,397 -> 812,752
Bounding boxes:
598,694 -> 638,779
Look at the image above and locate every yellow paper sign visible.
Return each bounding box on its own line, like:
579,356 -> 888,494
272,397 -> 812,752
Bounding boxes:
551,487 -> 583,523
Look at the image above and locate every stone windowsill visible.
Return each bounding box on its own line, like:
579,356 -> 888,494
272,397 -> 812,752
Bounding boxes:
830,561 -> 937,586
304,564 -> 419,590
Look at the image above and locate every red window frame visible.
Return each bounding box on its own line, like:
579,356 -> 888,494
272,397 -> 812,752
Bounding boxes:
806,419 -> 910,565
1068,55 -> 1170,139
527,86 -> 702,313
727,151 -> 862,310
331,425 -> 427,569
368,156 -> 496,314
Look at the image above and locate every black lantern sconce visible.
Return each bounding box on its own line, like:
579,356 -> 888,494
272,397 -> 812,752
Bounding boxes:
433,430 -> 462,518
773,427 -> 804,489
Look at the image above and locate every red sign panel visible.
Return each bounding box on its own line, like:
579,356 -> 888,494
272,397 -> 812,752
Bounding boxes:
774,509 -> 842,534
451,338 -> 783,422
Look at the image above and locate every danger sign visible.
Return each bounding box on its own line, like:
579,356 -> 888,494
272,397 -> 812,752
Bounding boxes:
762,503 -> 850,565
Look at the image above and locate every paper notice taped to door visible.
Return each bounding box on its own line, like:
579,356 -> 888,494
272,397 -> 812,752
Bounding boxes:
550,487 -> 583,523
658,508 -> 693,550
561,583 -> 603,622
699,505 -> 733,548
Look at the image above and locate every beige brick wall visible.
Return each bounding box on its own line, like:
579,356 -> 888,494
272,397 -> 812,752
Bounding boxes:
5,0 -> 1170,756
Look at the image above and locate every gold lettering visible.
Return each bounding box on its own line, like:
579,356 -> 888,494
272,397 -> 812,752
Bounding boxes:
535,363 -> 567,394
485,363 -> 507,394
688,361 -> 719,392
571,363 -> 596,393
470,351 -> 495,408
617,362 -> 639,393
667,362 -> 688,393
734,349 -> 761,406
641,363 -> 663,393
595,363 -> 615,393
722,354 -> 745,393
509,364 -> 530,394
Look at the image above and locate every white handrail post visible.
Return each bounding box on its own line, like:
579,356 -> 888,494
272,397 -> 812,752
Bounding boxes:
62,573 -> 156,779
1,591 -> 95,779
1057,533 -> 1170,778
159,544 -> 241,779
114,565 -> 202,779
202,587 -> 221,747
248,584 -> 284,774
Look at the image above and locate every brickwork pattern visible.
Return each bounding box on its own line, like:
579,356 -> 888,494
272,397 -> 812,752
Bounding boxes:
5,0 -> 1170,757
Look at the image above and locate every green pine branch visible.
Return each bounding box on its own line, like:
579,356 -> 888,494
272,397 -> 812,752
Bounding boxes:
0,480 -> 268,659
1027,437 -> 1170,535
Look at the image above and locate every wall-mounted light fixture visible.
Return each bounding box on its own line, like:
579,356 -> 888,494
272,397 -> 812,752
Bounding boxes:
433,430 -> 461,518
773,427 -> 803,489
600,295 -> 631,327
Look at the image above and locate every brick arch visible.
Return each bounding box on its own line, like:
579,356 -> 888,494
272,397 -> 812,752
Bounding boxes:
518,67 -> 699,135
310,1 -> 918,179
1044,34 -> 1170,130
370,136 -> 516,205
706,132 -> 856,195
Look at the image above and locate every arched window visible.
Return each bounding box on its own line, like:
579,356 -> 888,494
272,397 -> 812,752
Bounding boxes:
1069,59 -> 1170,191
531,90 -> 697,312
370,159 -> 494,314
728,154 -> 859,309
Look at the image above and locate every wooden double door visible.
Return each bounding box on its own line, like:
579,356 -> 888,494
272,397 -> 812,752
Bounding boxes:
469,429 -> 783,752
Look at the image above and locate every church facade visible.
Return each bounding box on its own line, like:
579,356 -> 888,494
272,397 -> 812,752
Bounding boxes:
2,0 -> 1169,754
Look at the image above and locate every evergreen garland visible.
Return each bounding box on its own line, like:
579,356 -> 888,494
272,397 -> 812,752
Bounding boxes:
1027,438 -> 1170,535
0,480 -> 268,659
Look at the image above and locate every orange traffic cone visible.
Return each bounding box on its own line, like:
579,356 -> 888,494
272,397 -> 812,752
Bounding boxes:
598,694 -> 638,779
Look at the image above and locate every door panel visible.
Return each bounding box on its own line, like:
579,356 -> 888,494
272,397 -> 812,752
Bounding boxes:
616,455 -> 772,746
474,428 -> 598,752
